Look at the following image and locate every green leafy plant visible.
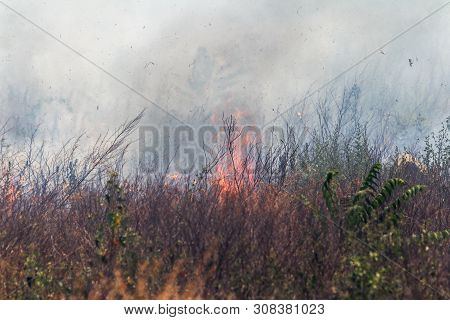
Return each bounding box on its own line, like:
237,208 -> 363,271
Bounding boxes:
323,163 -> 448,298
321,170 -> 339,217
95,171 -> 137,265
346,163 -> 425,231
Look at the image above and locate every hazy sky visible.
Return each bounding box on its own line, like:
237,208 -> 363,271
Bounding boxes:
1,0 -> 449,142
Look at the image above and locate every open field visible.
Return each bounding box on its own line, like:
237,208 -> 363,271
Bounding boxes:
0,110 -> 448,300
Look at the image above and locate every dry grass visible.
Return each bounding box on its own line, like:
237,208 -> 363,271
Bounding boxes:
0,110 -> 448,300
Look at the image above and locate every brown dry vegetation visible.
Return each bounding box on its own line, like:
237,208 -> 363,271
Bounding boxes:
0,106 -> 449,300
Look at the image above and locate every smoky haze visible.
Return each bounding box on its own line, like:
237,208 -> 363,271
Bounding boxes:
0,0 -> 449,146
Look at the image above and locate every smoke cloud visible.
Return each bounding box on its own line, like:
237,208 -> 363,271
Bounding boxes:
1,0 -> 449,145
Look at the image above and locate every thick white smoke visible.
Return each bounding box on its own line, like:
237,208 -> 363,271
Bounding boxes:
0,0 -> 449,146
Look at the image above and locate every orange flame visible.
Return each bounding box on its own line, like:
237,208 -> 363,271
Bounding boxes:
212,110 -> 256,200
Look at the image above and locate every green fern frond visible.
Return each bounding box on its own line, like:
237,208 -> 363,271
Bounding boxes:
322,170 -> 339,215
371,178 -> 406,209
412,229 -> 450,244
390,185 -> 425,211
424,229 -> 450,242
359,163 -> 382,192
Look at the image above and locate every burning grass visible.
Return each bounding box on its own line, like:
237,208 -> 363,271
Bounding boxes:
0,111 -> 449,299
